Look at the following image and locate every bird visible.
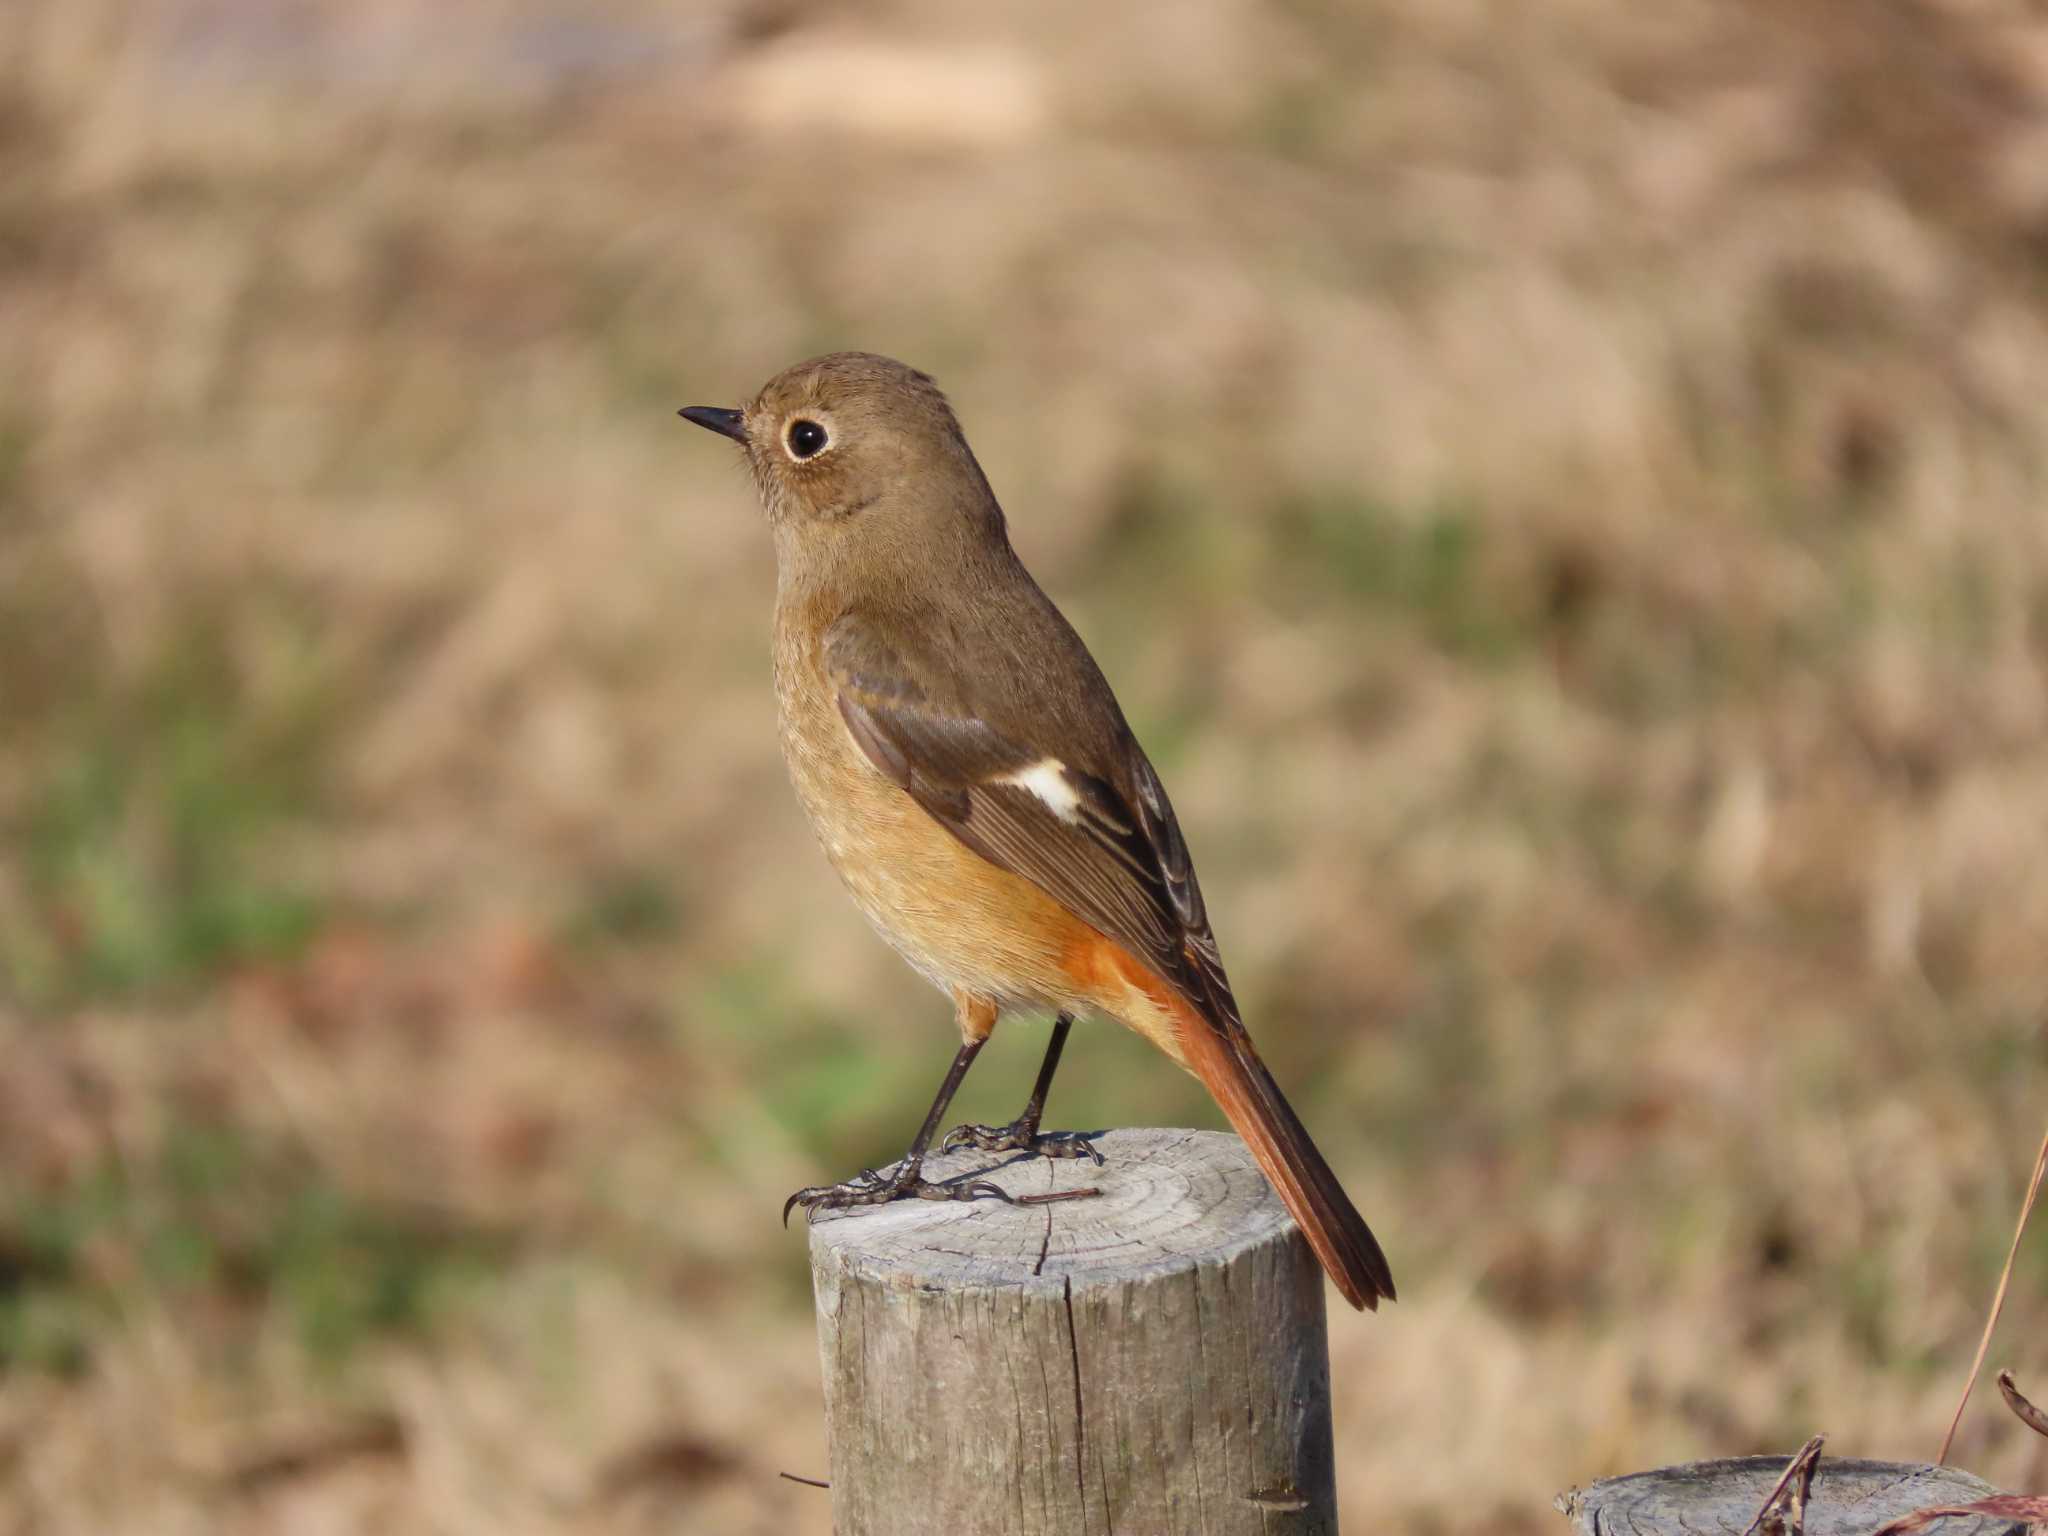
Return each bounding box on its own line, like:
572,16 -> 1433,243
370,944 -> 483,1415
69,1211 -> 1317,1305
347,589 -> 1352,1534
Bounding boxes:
679,353 -> 1395,1310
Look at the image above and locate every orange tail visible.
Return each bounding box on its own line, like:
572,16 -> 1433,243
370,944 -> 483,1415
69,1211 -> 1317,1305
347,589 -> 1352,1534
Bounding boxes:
1176,1002 -> 1396,1311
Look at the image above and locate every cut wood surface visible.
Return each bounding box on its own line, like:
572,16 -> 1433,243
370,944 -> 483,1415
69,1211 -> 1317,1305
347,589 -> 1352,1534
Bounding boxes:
1556,1457 -> 2028,1536
806,1127 -> 1337,1535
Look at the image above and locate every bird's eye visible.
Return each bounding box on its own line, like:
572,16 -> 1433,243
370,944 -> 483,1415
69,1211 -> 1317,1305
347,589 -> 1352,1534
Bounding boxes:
786,419 -> 829,460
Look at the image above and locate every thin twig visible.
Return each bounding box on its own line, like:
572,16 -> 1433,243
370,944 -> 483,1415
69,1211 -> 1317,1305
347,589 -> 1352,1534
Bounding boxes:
1997,1370 -> 2048,1442
1739,1435 -> 1825,1536
778,1471 -> 830,1489
1937,1124 -> 2048,1465
1016,1187 -> 1102,1206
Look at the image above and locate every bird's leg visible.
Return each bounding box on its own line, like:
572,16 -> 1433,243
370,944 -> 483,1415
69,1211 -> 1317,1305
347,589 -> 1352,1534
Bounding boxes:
941,1012 -> 1103,1165
783,1037 -> 1014,1224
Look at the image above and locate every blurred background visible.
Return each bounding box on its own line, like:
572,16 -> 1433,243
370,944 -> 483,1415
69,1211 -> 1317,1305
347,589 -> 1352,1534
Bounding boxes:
3,0 -> 2047,1530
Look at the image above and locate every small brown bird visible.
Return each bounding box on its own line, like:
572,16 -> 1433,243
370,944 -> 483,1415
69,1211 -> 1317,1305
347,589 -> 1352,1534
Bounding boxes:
680,353 -> 1394,1310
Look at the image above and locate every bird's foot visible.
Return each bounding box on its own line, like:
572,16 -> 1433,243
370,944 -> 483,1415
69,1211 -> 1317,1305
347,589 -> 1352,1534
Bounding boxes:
940,1119 -> 1105,1165
782,1162 -> 1014,1226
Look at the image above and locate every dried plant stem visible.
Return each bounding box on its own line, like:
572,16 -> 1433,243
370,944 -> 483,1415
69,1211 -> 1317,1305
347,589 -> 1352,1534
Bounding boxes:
1936,1124 -> 2048,1465
1015,1187 -> 1102,1206
1996,1371 -> 2048,1442
1739,1436 -> 1825,1536
1869,1494 -> 2048,1535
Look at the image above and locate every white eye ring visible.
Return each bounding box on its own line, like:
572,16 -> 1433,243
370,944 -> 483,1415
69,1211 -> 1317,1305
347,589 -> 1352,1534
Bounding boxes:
784,417 -> 832,461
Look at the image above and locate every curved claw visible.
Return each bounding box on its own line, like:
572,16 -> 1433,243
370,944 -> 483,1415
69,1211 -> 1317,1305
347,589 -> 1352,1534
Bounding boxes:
1054,1134 -> 1106,1167
940,1121 -> 1028,1155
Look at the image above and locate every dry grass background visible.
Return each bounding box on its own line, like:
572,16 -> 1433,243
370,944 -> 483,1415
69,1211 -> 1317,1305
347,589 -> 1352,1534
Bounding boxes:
3,0 -> 2048,1530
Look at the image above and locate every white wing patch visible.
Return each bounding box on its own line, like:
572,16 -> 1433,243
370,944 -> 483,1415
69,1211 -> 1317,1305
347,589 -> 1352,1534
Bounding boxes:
996,758 -> 1083,823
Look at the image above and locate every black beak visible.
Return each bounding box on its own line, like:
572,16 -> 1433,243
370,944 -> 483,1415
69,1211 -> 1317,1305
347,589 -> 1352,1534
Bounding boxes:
678,405 -> 747,443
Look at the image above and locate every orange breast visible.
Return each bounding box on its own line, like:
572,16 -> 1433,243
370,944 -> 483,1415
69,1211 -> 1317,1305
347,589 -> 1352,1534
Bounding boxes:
770,606 -> 1194,1066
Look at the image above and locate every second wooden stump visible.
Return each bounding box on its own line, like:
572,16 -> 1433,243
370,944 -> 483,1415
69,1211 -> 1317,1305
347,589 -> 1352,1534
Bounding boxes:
806,1127 -> 1337,1535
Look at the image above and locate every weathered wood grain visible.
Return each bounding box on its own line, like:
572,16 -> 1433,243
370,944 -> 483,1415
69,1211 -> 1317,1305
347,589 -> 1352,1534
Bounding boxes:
806,1127 -> 1337,1535
1556,1457 -> 2027,1536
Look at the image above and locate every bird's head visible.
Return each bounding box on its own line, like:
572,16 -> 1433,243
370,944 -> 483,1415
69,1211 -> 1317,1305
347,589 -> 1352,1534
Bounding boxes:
680,352 -> 1007,583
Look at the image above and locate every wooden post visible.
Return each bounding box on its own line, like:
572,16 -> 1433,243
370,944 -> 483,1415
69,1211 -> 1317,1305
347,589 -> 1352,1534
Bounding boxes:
1555,1456 -> 2024,1536
806,1127 -> 1337,1535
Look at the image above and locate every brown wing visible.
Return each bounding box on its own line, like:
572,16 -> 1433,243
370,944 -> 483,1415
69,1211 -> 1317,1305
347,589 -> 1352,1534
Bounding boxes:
825,609 -> 1398,1309
823,614 -> 1400,1310
824,611 -> 1232,1017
